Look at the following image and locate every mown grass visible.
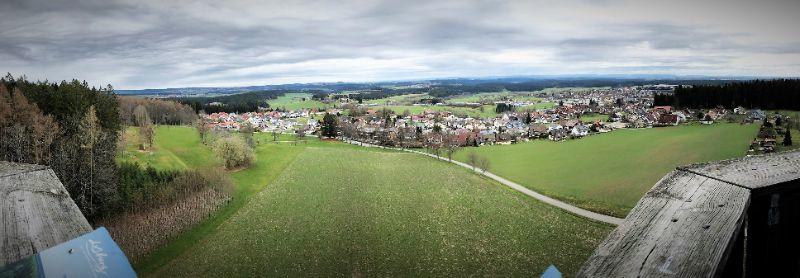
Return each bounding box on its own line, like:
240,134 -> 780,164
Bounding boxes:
127,127 -> 394,275
578,113 -> 607,123
123,127 -> 309,274
365,93 -> 429,105
447,91 -> 543,103
117,126 -> 218,170
374,104 -> 498,118
453,123 -> 759,217
267,92 -> 329,110
150,147 -> 612,277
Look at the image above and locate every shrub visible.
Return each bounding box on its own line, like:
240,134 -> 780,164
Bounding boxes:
214,135 -> 255,170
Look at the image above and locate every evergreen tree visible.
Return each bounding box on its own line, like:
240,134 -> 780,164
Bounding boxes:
1,76 -> 120,219
669,79 -> 800,110
321,112 -> 338,138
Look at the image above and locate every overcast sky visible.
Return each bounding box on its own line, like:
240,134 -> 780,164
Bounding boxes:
1,0 -> 799,89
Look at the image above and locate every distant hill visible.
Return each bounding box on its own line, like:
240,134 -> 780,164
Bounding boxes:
116,75 -> 767,97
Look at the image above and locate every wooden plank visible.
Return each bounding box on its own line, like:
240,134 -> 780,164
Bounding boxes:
0,162 -> 92,265
578,170 -> 750,277
0,162 -> 46,178
682,150 -> 800,189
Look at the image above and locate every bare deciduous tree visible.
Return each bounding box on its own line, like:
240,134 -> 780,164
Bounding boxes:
442,133 -> 461,161
0,87 -> 60,165
196,118 -> 210,145
467,152 -> 479,171
478,157 -> 491,173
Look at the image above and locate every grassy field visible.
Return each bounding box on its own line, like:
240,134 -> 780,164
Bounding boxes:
125,127 -> 324,274
526,102 -> 556,110
453,123 -> 759,217
267,92 -> 329,110
536,87 -> 611,94
374,104 -> 498,118
578,113 -> 607,123
365,93 -> 429,105
149,147 -> 612,277
447,91 -> 541,103
117,126 -> 218,170
772,110 -> 800,153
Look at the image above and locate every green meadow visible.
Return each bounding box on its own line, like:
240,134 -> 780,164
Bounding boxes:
375,104 -> 498,118
447,91 -> 544,103
365,93 -> 429,105
267,92 -> 329,110
149,147 -> 612,277
117,126 -> 217,171
453,123 -> 759,217
578,113 -> 607,123
123,126 -> 612,276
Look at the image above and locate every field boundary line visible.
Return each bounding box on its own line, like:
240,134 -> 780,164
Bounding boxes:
342,139 -> 624,226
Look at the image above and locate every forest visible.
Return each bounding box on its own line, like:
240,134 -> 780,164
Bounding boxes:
1,75 -> 120,219
309,78 -> 738,101
654,79 -> 800,110
173,90 -> 289,113
0,75 -> 228,223
119,96 -> 197,125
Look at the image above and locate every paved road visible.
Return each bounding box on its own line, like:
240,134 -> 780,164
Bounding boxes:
343,139 -> 624,226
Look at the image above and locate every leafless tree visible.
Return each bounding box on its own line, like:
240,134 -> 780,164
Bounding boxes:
467,152 -> 479,171
271,129 -> 280,142
425,132 -> 443,157
119,96 -> 196,125
240,122 -> 256,147
0,87 -> 60,164
396,127 -> 407,148
478,157 -> 491,173
78,106 -> 103,215
442,133 -> 460,161
139,123 -> 154,150
295,126 -> 307,145
196,118 -> 210,145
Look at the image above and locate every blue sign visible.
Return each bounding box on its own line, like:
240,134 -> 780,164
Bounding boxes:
0,227 -> 136,278
541,264 -> 562,278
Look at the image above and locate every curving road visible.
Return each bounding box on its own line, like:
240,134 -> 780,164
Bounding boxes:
343,139 -> 624,226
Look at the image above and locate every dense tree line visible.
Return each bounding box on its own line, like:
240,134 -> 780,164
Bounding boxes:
495,103 -> 515,113
119,96 -> 196,125
311,79 -> 739,102
174,90 -> 289,113
654,79 -> 800,110
1,75 -> 120,219
108,161 -> 233,261
117,161 -> 232,212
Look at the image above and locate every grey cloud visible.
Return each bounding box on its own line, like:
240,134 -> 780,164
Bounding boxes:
0,0 -> 798,88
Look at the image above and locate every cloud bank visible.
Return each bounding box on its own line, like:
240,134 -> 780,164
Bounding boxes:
1,0 -> 798,89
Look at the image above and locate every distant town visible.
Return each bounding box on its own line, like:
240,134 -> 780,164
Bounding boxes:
200,85 -> 788,154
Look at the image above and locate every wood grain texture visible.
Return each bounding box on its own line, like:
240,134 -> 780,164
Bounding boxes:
578,170 -> 749,277
682,150 -> 800,189
580,150 -> 800,277
0,161 -> 91,265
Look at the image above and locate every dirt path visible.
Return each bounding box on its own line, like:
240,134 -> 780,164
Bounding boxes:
343,139 -> 624,226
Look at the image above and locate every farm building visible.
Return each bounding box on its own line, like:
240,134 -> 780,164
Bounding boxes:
579,150 -> 800,277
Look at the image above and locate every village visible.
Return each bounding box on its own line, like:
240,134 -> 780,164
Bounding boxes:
199,86 -> 785,153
